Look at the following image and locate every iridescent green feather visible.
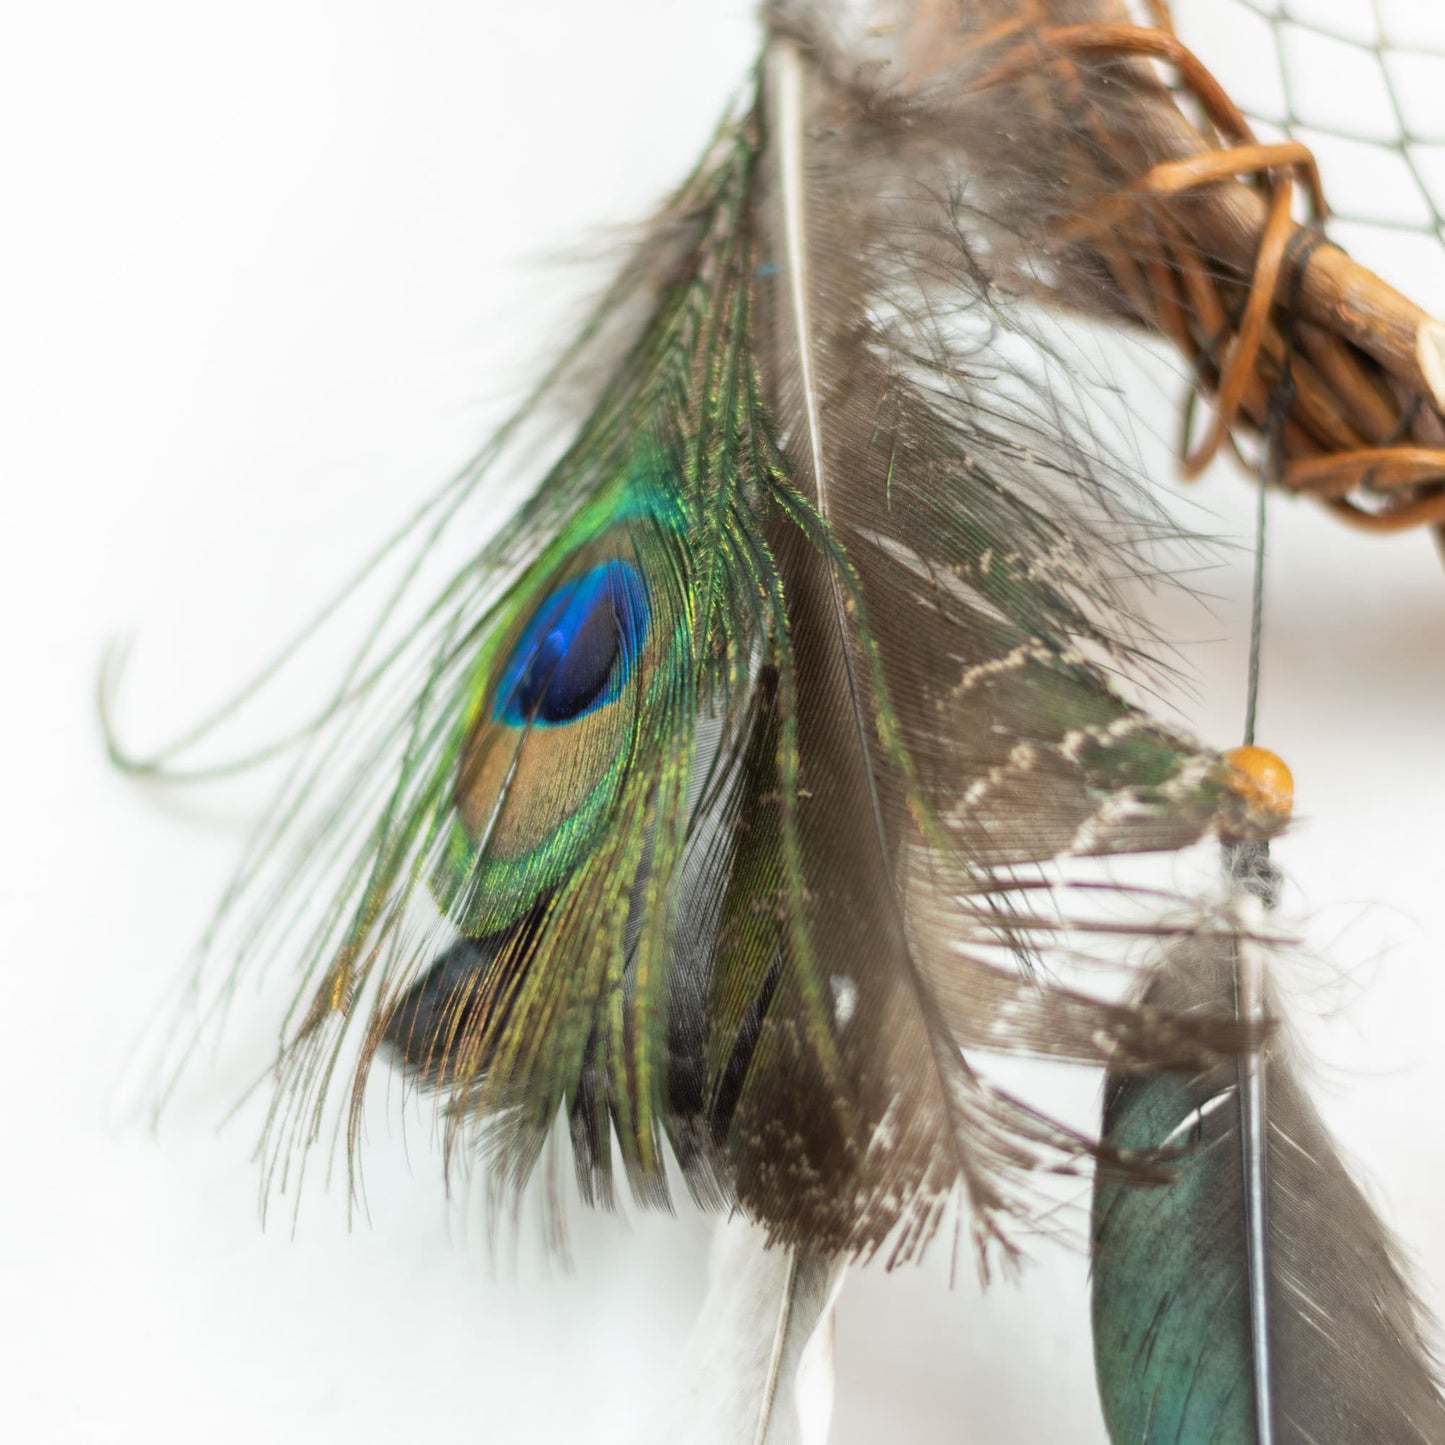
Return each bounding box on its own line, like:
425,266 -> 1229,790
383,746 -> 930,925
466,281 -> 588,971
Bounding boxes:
1092,917 -> 1445,1443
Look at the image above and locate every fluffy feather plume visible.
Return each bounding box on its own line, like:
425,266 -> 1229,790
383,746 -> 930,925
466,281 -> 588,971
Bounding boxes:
1092,850 -> 1445,1442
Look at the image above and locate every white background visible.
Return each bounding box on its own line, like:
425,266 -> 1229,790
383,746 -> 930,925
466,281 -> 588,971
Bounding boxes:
4,2 -> 1445,1441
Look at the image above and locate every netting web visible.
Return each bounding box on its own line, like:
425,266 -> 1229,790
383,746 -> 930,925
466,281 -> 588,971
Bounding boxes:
1174,0 -> 1445,312
973,0 -> 1445,531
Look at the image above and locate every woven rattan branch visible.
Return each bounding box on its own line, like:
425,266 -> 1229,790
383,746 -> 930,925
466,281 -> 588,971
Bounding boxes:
952,1 -> 1445,534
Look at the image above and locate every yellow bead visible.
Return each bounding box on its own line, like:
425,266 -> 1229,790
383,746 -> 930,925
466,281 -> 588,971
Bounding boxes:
1224,745 -> 1294,824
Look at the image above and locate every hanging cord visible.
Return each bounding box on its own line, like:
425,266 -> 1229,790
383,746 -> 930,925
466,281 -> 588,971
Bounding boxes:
1222,221 -> 1320,1445
1230,226 -> 1321,903
1227,367 -> 1285,1445
1241,227 -> 1322,752
1241,431 -> 1269,751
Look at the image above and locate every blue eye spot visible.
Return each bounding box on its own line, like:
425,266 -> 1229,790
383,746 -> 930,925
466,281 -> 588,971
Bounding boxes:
496,561 -> 650,726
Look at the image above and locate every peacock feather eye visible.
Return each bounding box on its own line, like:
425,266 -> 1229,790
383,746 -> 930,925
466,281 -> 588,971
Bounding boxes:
438,546 -> 670,936
495,561 -> 650,726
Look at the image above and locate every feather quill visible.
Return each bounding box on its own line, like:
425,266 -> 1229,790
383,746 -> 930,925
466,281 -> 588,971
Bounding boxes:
1091,848 -> 1445,1442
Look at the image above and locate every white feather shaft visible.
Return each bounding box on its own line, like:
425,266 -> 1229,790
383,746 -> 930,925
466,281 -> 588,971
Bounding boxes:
652,1216 -> 846,1445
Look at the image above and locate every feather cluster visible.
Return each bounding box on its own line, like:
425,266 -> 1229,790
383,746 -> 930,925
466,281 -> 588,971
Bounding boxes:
141,1 -> 1445,1439
183,2 -> 1272,1262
